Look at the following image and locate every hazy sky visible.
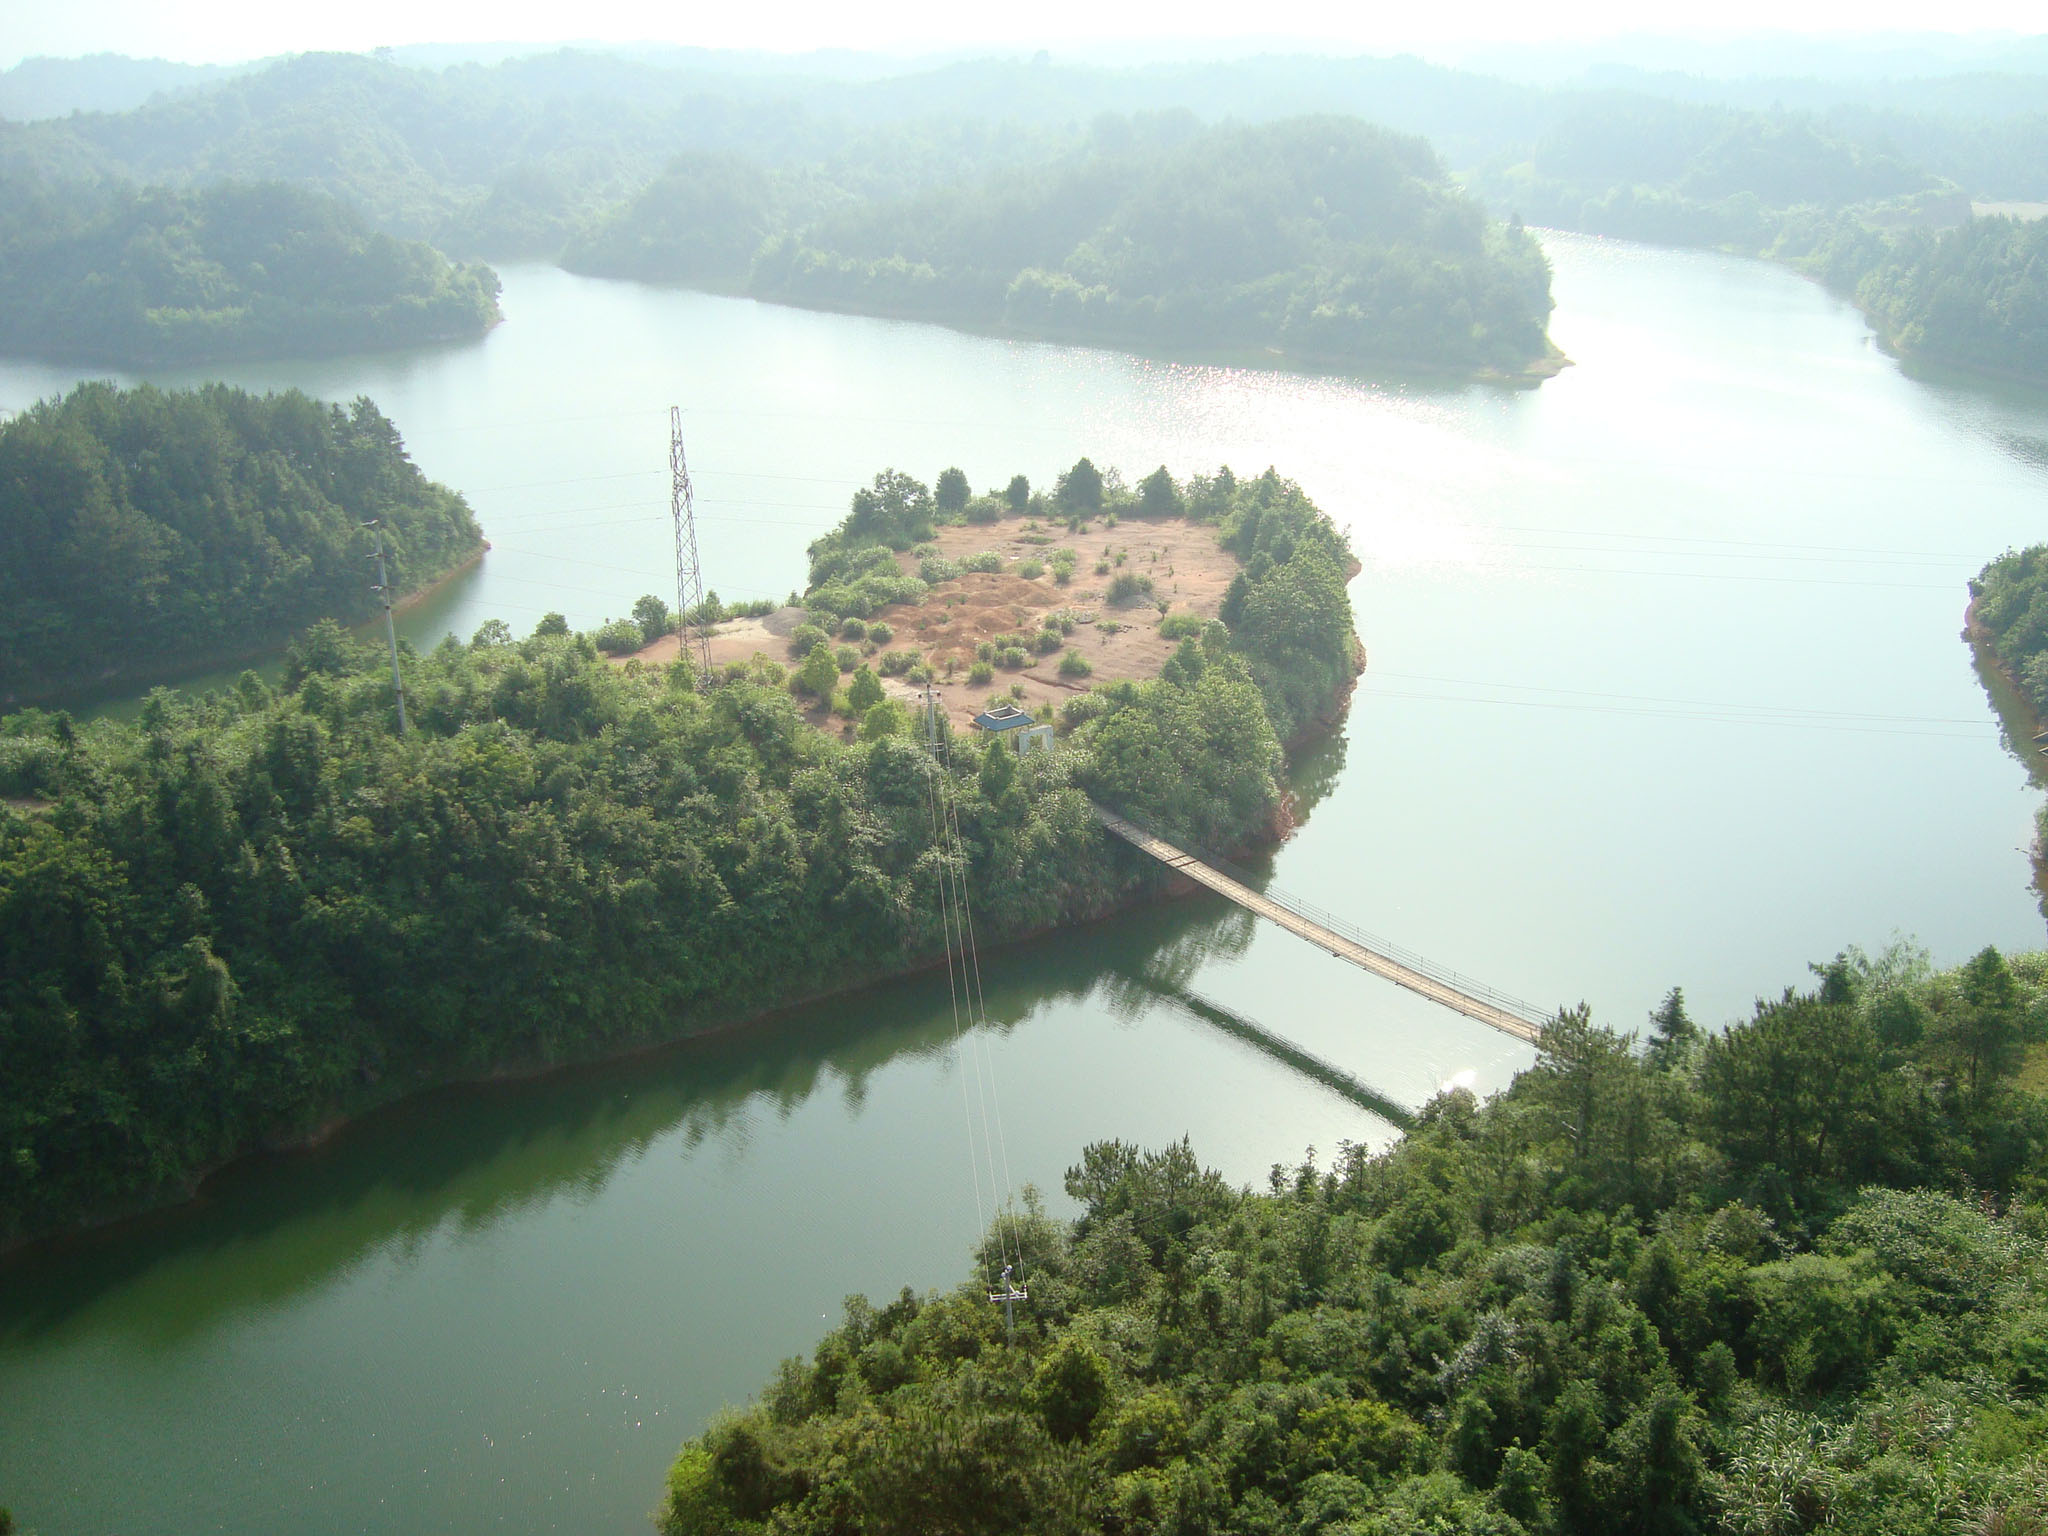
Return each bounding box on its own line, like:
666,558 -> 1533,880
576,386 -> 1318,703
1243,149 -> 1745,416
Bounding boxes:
5,0 -> 2045,70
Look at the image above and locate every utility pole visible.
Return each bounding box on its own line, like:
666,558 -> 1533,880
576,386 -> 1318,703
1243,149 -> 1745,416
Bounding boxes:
670,406 -> 713,690
364,518 -> 408,735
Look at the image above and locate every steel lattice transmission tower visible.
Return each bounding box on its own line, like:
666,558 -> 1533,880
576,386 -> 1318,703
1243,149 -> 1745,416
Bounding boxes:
669,406 -> 713,689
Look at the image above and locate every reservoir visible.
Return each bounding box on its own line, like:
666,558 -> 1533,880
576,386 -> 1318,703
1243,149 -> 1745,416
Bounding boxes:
2,233 -> 2046,1533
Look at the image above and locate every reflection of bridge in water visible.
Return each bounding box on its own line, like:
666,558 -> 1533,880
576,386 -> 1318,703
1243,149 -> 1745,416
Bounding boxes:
1091,804 -> 1548,1044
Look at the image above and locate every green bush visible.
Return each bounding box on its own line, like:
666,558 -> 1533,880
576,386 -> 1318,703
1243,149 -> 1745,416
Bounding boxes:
1158,611 -> 1204,640
1059,649 -> 1093,678
1034,629 -> 1064,654
997,646 -> 1029,669
788,622 -> 829,657
968,660 -> 994,685
1017,558 -> 1046,580
878,650 -> 915,677
962,551 -> 1004,574
976,641 -> 996,663
834,645 -> 860,673
868,622 -> 894,646
840,618 -> 867,641
1107,572 -> 1155,606
595,618 -> 644,655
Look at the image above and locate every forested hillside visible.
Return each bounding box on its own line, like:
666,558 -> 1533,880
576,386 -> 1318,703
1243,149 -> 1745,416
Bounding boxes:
0,462 -> 1357,1246
735,117 -> 1558,373
0,176 -> 501,363
658,946 -> 2048,1536
0,383 -> 484,701
1847,215 -> 2048,378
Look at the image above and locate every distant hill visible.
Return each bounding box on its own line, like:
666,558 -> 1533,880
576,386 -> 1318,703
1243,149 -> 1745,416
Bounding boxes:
0,53 -> 247,121
0,175 -> 500,366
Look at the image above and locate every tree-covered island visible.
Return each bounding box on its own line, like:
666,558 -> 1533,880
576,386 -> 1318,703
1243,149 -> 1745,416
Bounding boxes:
0,176 -> 501,366
0,382 -> 486,704
0,460 -> 1360,1247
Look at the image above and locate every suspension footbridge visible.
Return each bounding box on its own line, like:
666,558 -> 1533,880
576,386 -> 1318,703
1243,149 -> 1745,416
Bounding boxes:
1090,804 -> 1549,1043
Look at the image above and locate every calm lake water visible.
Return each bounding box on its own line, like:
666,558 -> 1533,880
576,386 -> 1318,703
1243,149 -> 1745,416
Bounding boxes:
4,234 -> 2048,1533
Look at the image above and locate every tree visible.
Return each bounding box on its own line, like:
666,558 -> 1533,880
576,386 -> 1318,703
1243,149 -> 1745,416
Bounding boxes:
534,612 -> 569,637
935,467 -> 970,514
861,700 -> 907,739
632,594 -> 672,646
847,665 -> 885,714
1056,457 -> 1103,512
979,733 -> 1017,801
1006,474 -> 1031,512
1645,986 -> 1697,1071
1138,465 -> 1183,517
797,643 -> 839,700
1944,945 -> 2025,1102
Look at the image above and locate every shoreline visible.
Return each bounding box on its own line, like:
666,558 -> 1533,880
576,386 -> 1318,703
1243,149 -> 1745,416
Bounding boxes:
554,265 -> 1570,389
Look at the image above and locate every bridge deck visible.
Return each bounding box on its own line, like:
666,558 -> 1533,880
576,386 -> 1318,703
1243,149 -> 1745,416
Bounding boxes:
1091,805 -> 1543,1043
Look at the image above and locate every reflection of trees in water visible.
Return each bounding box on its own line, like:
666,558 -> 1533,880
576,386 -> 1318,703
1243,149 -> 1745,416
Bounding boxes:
1280,723 -> 1351,829
0,891 -> 1270,1340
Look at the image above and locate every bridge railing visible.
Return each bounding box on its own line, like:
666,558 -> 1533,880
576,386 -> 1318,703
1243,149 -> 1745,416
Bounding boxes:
1104,807 -> 1552,1028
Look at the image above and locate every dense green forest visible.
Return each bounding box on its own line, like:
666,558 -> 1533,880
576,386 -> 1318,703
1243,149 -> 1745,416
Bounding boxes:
0,383 -> 484,702
658,945 -> 2048,1536
0,175 -> 500,363
0,461 -> 1356,1246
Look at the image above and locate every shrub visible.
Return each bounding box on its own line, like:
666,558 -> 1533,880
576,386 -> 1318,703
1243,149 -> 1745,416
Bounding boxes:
965,494 -> 1006,525
868,622 -> 894,646
961,551 -> 1004,574
878,650 -> 915,676
919,555 -> 963,582
1059,649 -> 1093,678
595,618 -> 645,655
997,646 -> 1029,669
1159,611 -> 1204,640
1094,560 -> 1111,575
968,660 -> 994,684
834,645 -> 860,672
1034,629 -> 1064,654
1017,558 -> 1045,580
976,641 -> 996,663
1107,572 -> 1155,606
1005,473 -> 1031,510
839,618 -> 867,641
788,622 -> 828,657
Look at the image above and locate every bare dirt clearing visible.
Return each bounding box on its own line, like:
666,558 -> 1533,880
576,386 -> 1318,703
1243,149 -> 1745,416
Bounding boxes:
875,514 -> 1234,728
619,512 -> 1240,734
